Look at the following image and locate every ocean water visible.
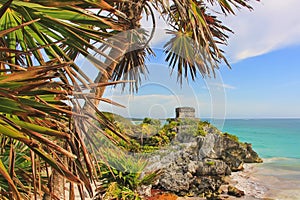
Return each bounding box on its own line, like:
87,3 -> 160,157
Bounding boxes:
214,119 -> 300,200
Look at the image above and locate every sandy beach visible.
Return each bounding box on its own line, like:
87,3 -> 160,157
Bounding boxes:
227,163 -> 268,200
227,162 -> 300,200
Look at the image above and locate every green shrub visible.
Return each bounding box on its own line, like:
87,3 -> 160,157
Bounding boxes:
95,150 -> 158,200
100,115 -> 213,154
196,121 -> 211,136
141,145 -> 159,153
140,123 -> 159,136
197,127 -> 207,136
142,117 -> 161,127
166,118 -> 175,123
223,132 -> 239,142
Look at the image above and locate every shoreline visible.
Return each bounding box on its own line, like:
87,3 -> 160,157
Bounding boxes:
226,163 -> 268,200
227,160 -> 300,200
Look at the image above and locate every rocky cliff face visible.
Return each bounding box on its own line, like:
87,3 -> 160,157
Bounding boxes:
144,124 -> 262,197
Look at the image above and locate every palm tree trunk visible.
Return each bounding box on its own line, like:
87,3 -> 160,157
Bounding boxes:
93,36 -> 129,105
43,142 -> 66,200
42,171 -> 64,200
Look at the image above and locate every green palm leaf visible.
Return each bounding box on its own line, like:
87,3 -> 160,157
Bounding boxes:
0,12 -> 129,196
0,0 -> 124,83
151,0 -> 256,82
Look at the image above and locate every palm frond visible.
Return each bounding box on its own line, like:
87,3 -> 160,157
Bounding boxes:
152,0 -> 258,82
0,0 -> 124,84
0,18 -> 126,198
110,29 -> 154,92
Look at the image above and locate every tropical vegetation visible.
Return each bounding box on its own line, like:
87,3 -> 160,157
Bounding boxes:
101,113 -> 213,152
94,149 -> 158,200
0,0 -> 258,199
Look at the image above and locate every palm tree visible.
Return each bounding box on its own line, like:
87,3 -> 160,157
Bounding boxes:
90,0 -> 258,100
0,1 -> 127,199
0,60 -> 84,200
0,0 -> 258,199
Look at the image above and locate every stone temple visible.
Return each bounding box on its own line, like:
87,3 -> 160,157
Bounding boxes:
175,107 -> 195,119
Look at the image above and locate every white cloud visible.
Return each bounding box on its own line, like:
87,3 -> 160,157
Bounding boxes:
204,83 -> 236,90
142,0 -> 300,62
220,84 -> 236,90
222,0 -> 300,62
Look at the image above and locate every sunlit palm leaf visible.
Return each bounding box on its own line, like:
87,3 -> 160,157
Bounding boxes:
109,29 -> 154,92
0,66 -> 80,194
0,0 -> 124,83
152,0 -> 258,82
206,0 -> 254,14
0,63 -> 119,198
0,1 -> 132,199
0,34 -> 120,200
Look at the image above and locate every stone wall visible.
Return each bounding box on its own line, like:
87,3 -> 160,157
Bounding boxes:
175,107 -> 195,119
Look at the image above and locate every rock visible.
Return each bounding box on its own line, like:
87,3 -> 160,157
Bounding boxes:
191,176 -> 223,195
137,185 -> 152,197
144,122 -> 262,198
207,193 -> 227,200
196,159 -> 231,176
227,185 -> 245,197
218,184 -> 228,194
188,161 -> 198,174
159,168 -> 192,193
198,132 -> 262,171
177,197 -> 206,200
244,143 -> 263,163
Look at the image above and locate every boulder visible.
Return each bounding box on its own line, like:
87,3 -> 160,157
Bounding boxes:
227,185 -> 245,197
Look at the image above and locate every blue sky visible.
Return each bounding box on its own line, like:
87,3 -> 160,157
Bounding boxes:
218,44 -> 300,118
98,0 -> 300,119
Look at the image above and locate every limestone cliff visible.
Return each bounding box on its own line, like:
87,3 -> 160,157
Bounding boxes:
144,122 -> 262,197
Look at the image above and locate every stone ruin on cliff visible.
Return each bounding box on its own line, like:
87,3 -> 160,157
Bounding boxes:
175,107 -> 195,119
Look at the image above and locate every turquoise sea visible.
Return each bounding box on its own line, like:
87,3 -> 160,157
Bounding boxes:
214,119 -> 300,199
